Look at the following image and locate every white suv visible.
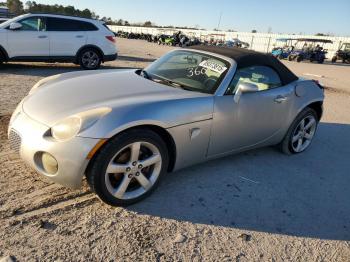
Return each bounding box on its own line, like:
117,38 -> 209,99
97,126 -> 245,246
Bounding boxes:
0,13 -> 118,69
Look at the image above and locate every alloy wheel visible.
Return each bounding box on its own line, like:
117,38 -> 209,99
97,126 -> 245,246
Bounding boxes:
291,115 -> 317,152
81,51 -> 99,69
104,141 -> 162,200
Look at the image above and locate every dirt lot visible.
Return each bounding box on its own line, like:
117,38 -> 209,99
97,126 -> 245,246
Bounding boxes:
0,38 -> 349,261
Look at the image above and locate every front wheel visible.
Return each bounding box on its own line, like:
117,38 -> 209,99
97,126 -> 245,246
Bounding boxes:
279,108 -> 318,155
79,48 -> 102,70
87,129 -> 169,206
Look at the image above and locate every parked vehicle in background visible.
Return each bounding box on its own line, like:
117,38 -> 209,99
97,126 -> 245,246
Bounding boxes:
225,38 -> 250,48
9,46 -> 324,206
271,38 -> 296,59
331,42 -> 350,63
0,18 -> 8,24
157,34 -> 170,45
0,13 -> 118,69
287,38 -> 332,63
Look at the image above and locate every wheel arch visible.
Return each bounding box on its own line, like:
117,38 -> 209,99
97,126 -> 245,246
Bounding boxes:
306,101 -> 323,121
86,124 -> 177,175
76,45 -> 105,62
0,44 -> 9,61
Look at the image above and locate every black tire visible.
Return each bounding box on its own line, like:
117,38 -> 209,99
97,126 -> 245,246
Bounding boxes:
78,48 -> 102,70
288,55 -> 293,61
279,108 -> 318,155
0,51 -> 4,66
331,56 -> 337,63
296,55 -> 303,62
86,129 -> 169,206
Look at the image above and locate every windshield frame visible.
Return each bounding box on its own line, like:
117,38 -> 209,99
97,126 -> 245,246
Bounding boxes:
143,49 -> 233,95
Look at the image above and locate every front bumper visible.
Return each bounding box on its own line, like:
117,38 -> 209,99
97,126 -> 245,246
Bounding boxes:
8,111 -> 99,189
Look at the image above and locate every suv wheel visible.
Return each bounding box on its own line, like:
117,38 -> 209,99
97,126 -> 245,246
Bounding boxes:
0,52 -> 4,66
79,48 -> 102,70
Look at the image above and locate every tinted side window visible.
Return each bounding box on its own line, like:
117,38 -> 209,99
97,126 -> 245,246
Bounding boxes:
84,21 -> 98,31
47,17 -> 97,31
226,66 -> 282,94
18,17 -> 46,31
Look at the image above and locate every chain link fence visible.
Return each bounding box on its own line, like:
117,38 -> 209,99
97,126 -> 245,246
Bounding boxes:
109,25 -> 350,59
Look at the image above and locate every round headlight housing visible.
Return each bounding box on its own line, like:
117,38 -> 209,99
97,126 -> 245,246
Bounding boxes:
50,107 -> 111,141
51,116 -> 82,141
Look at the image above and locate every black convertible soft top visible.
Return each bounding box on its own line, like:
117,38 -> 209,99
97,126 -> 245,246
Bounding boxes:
188,45 -> 299,85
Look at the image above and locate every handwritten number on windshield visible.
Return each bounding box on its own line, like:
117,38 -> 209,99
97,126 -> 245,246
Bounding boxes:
187,67 -> 207,77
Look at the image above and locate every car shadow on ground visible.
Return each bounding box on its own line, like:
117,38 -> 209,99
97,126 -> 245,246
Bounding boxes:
117,55 -> 156,63
0,62 -> 137,77
129,122 -> 350,241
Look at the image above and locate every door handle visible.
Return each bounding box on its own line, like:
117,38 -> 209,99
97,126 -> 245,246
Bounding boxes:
38,35 -> 48,39
76,35 -> 84,38
274,95 -> 287,103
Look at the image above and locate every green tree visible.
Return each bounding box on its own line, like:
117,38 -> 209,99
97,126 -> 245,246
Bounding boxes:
143,21 -> 152,27
7,0 -> 23,15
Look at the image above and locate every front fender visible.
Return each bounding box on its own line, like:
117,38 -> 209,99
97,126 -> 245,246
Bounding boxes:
78,96 -> 214,139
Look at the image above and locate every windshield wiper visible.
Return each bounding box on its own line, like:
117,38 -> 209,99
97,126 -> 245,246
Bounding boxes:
152,75 -> 192,91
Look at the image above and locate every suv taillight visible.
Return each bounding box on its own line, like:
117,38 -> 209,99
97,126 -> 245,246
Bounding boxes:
105,36 -> 116,43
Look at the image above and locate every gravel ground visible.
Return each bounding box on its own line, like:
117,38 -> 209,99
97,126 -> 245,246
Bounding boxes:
0,38 -> 349,261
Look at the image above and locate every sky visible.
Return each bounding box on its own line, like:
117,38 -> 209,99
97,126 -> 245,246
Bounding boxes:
33,0 -> 350,36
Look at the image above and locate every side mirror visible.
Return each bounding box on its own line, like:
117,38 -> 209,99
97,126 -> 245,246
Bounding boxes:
234,82 -> 259,103
9,22 -> 22,30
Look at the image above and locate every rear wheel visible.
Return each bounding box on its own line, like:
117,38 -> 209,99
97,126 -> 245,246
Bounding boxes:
331,56 -> 337,63
296,55 -> 303,62
279,108 -> 318,155
87,129 -> 169,206
0,51 -> 4,66
78,48 -> 102,70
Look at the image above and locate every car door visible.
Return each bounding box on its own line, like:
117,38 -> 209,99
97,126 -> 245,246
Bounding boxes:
208,65 -> 295,156
47,17 -> 87,57
7,16 -> 49,57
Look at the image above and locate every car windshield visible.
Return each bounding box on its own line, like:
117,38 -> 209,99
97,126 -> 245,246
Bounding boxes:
142,50 -> 230,94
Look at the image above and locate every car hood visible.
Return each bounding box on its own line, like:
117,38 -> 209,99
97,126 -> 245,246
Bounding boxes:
22,69 -> 211,126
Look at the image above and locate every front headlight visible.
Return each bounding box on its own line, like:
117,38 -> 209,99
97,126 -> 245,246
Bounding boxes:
50,107 -> 111,141
51,116 -> 82,141
29,74 -> 61,95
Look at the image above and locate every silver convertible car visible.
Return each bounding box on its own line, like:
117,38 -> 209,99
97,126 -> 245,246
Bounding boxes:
8,46 -> 324,206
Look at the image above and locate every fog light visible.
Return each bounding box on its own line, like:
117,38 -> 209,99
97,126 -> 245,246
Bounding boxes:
42,152 -> 58,174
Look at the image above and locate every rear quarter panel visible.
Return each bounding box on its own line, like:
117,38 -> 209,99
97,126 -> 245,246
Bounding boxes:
283,79 -> 324,136
86,25 -> 117,56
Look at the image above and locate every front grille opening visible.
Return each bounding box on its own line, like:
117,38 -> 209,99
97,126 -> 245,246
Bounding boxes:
9,129 -> 21,155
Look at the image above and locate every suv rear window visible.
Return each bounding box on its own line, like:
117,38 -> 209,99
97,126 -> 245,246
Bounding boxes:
47,17 -> 98,31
